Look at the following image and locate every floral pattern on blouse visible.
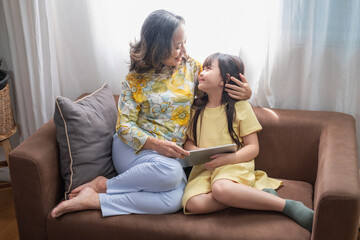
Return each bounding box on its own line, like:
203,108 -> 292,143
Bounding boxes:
116,58 -> 202,152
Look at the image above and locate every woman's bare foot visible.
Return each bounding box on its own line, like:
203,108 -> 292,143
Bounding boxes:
69,176 -> 107,199
52,187 -> 100,218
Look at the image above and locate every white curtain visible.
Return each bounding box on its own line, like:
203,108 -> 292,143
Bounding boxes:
2,0 -> 60,140
254,1 -> 360,112
253,1 -> 360,163
2,0 -> 360,162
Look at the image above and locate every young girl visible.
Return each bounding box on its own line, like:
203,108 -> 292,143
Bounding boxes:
182,53 -> 314,232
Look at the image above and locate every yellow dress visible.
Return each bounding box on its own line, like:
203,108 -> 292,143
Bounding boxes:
182,101 -> 282,213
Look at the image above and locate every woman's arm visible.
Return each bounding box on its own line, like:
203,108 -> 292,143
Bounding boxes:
116,81 -> 149,151
204,133 -> 259,170
225,73 -> 252,100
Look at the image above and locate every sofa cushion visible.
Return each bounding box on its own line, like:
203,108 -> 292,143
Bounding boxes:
54,83 -> 117,199
46,179 -> 312,240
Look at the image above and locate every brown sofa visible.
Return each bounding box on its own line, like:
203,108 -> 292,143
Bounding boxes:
9,95 -> 360,240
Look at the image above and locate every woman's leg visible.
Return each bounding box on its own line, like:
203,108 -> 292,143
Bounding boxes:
110,134 -> 185,192
55,135 -> 187,217
71,135 -> 186,196
53,177 -> 187,217
99,179 -> 187,216
69,176 -> 107,198
106,155 -> 185,194
52,187 -> 100,218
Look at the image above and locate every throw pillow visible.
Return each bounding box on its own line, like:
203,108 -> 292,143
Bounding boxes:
54,83 -> 117,199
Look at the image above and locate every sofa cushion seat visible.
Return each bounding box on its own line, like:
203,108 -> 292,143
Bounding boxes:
46,179 -> 312,240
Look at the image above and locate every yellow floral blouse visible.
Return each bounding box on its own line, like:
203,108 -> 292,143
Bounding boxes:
116,57 -> 202,152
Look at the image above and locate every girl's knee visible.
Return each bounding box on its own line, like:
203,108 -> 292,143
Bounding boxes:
185,197 -> 203,214
185,195 -> 211,214
211,179 -> 233,202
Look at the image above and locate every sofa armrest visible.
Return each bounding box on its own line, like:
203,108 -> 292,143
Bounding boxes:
312,113 -> 359,240
9,120 -> 63,240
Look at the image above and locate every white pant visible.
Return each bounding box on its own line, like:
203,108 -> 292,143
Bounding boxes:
99,134 -> 187,217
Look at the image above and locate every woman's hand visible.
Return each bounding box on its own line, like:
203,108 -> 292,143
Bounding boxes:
225,73 -> 252,100
204,152 -> 236,170
143,137 -> 190,159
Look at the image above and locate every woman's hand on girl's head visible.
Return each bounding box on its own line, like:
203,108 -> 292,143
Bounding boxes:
204,152 -> 236,170
225,73 -> 252,100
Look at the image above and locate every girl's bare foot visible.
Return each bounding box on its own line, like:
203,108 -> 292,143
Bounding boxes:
69,176 -> 107,199
52,187 -> 100,218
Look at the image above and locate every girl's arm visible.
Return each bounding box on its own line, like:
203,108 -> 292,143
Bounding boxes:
204,132 -> 259,170
183,139 -> 199,151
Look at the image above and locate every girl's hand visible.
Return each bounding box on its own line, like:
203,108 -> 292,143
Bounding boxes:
225,73 -> 252,100
204,133 -> 259,170
204,152 -> 236,170
143,137 -> 190,159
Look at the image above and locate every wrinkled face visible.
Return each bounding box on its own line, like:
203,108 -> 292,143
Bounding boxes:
198,59 -> 224,93
163,24 -> 187,67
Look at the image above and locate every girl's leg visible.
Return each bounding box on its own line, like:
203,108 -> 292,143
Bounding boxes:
185,193 -> 228,214
184,188 -> 282,214
99,179 -> 187,216
211,179 -> 313,232
211,179 -> 285,211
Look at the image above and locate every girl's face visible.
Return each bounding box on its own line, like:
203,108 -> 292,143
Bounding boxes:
163,24 -> 187,67
198,59 -> 224,93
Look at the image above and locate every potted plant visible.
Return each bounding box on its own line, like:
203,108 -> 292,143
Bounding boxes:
0,59 -> 9,90
0,58 -> 15,135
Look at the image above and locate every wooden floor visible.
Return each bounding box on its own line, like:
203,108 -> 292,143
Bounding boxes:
0,184 -> 19,240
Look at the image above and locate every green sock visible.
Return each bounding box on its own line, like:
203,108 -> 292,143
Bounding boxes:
282,199 -> 314,232
262,188 -> 279,197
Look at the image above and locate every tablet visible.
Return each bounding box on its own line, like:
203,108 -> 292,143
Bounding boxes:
180,143 -> 237,167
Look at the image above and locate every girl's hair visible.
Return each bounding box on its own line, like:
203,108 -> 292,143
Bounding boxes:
191,53 -> 245,149
129,9 -> 185,73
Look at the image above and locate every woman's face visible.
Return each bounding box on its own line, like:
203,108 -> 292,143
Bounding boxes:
163,24 -> 187,67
